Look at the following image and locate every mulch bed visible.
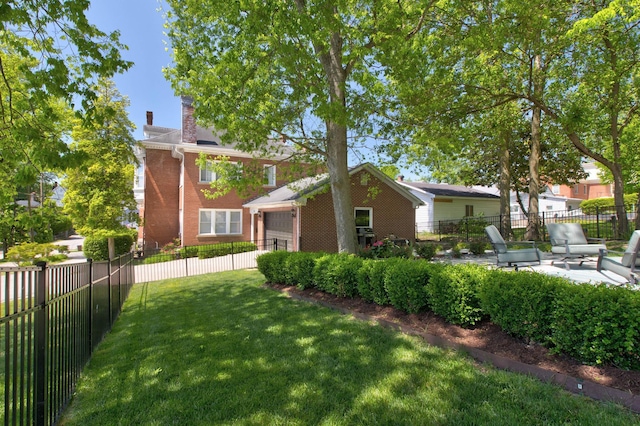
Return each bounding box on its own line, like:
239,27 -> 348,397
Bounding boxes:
266,283 -> 640,412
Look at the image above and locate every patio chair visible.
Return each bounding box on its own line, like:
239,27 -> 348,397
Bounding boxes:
547,223 -> 606,270
597,230 -> 640,285
484,225 -> 542,270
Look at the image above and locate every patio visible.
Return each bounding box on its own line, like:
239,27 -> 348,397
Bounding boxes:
446,252 -> 632,287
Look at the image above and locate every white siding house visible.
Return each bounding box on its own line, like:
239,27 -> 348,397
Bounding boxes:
397,181 -> 500,233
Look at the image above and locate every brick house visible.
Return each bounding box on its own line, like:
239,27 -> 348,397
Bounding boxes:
244,163 -> 423,252
135,96 -> 299,250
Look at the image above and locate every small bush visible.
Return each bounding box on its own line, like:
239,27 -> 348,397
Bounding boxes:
478,270 -> 569,344
550,284 -> 640,369
427,263 -> 487,327
357,259 -> 390,305
256,251 -> 292,283
468,241 -> 487,256
6,242 -> 62,266
313,254 -> 363,297
284,252 -> 323,289
383,258 -> 431,313
414,243 -> 437,260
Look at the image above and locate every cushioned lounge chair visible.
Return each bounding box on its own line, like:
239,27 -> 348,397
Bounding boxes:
485,225 -> 542,270
597,230 -> 640,285
547,223 -> 606,270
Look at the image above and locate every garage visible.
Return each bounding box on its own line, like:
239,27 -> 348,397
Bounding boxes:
264,211 -> 294,251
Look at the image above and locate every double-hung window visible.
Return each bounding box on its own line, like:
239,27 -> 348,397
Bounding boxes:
200,209 -> 242,235
264,164 -> 276,187
199,161 -> 218,183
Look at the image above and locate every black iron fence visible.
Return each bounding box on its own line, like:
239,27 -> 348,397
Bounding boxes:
1,253 -> 134,426
133,238 -> 288,283
417,205 -> 639,242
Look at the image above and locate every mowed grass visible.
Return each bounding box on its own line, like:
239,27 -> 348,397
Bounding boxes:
59,270 -> 639,425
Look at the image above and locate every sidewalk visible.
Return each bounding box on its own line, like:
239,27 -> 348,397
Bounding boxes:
53,234 -> 87,264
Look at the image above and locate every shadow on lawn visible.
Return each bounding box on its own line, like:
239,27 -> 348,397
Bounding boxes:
60,271 -> 636,425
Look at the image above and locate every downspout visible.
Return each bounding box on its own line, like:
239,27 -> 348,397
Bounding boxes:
172,146 -> 185,244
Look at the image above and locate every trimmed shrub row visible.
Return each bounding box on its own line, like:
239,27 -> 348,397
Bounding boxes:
256,251 -> 640,370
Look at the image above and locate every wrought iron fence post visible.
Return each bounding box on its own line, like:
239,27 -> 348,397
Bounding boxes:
274,238 -> 278,251
107,259 -> 112,326
596,206 -> 601,239
34,261 -> 47,426
88,258 -> 94,351
541,212 -> 546,241
465,218 -> 469,241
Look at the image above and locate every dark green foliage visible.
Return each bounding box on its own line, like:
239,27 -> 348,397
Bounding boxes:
468,240 -> 487,256
313,254 -> 363,297
177,246 -> 199,258
359,238 -> 412,259
357,259 -> 390,305
427,263 -> 487,327
284,251 -> 323,289
383,258 -> 431,313
414,243 -> 437,260
197,242 -> 257,259
478,270 -> 570,344
256,251 -> 292,283
83,234 -> 134,261
550,284 -> 640,369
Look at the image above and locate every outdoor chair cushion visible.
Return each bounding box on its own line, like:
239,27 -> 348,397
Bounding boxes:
547,222 -> 606,257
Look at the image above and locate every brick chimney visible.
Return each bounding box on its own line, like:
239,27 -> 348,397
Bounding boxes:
181,95 -> 196,144
146,111 -> 153,125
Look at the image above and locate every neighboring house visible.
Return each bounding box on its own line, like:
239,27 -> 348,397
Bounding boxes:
395,179 -> 500,233
553,162 -> 614,201
244,163 -> 423,252
511,186 -> 583,223
136,96 -> 299,249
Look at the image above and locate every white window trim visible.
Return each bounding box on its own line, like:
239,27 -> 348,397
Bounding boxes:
354,207 -> 373,228
264,164 -> 276,187
200,160 -> 241,183
199,209 -> 243,236
199,160 -> 217,183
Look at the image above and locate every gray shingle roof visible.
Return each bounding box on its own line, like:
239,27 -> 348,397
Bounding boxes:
402,182 -> 499,199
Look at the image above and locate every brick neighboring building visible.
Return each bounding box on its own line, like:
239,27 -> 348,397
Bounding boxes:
135,96 -> 298,250
244,163 -> 423,252
551,162 -> 614,201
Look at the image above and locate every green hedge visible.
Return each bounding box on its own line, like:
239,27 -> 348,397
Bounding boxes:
580,194 -> 637,214
478,271 -> 570,344
357,259 -> 391,305
383,258 -> 431,314
313,254 -> 363,298
197,242 -> 257,259
256,251 -> 292,284
427,263 -> 487,327
83,234 -> 134,261
551,284 -> 640,369
284,251 -> 324,289
256,250 -> 640,370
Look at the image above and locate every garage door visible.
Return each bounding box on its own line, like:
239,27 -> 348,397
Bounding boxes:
264,212 -> 293,251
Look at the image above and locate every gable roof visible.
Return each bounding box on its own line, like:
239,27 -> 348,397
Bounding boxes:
243,163 -> 423,209
398,181 -> 500,199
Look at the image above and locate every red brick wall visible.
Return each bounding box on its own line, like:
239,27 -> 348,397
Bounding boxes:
180,154 -> 302,246
300,170 -> 416,252
142,149 -> 181,249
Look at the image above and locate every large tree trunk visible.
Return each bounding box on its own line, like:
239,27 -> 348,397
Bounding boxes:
525,54 -> 543,241
499,131 -> 512,239
315,21 -> 358,253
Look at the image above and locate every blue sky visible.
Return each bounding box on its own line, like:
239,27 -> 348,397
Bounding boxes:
86,0 -> 181,139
